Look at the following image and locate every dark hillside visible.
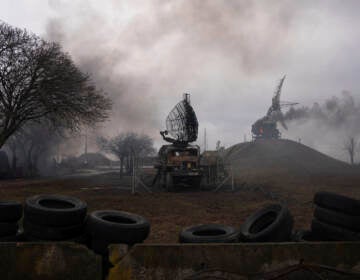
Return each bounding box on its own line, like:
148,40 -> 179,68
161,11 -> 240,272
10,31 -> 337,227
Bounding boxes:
225,139 -> 353,178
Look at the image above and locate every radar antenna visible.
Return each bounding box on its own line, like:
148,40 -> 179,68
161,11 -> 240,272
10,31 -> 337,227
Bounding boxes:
160,93 -> 199,145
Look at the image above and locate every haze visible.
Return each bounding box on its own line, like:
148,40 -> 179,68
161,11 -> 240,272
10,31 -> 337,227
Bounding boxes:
2,0 -> 360,162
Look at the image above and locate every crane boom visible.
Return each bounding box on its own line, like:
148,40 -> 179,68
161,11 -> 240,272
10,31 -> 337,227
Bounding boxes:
251,75 -> 298,140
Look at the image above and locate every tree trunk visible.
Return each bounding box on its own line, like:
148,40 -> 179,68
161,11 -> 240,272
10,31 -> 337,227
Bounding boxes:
120,157 -> 124,178
11,154 -> 17,177
8,145 -> 17,178
126,156 -> 130,174
32,154 -> 39,176
26,144 -> 34,177
129,155 -> 134,175
0,134 -> 7,149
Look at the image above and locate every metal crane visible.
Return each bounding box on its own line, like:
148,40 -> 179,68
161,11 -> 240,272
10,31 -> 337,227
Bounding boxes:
252,75 -> 298,139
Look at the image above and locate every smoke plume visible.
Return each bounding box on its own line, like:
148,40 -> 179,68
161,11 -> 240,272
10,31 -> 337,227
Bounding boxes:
44,0 -> 307,148
283,91 -> 360,162
41,0 -> 360,161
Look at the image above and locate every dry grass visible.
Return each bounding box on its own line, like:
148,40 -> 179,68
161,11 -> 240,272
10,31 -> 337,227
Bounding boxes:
0,170 -> 359,243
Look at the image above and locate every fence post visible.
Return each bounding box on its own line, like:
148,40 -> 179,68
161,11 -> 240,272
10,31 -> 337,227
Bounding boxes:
132,154 -> 136,194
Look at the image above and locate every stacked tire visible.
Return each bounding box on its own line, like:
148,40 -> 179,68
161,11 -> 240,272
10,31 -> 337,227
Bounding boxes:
178,204 -> 294,244
86,210 -> 150,255
239,204 -> 294,242
23,194 -> 87,243
311,192 -> 360,241
0,201 -> 22,241
179,224 -> 239,243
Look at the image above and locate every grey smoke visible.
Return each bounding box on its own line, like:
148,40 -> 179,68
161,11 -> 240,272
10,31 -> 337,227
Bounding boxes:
44,0 -> 308,146
38,0 -> 360,161
284,91 -> 360,132
283,92 -> 360,162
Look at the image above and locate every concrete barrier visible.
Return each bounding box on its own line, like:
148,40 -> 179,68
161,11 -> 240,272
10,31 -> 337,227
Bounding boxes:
0,242 -> 102,280
108,242 -> 360,279
0,242 -> 360,279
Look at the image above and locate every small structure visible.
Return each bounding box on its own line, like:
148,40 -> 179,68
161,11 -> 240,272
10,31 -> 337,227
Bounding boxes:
77,153 -> 111,167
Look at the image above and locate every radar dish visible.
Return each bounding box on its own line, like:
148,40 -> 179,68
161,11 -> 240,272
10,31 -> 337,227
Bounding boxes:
165,94 -> 198,144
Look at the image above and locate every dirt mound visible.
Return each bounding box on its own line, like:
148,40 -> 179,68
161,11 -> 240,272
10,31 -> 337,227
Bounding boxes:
225,139 -> 352,177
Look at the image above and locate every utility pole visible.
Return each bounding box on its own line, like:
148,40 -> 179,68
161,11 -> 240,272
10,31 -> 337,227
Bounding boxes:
85,132 -> 88,156
204,128 -> 207,152
82,127 -> 88,165
85,129 -> 88,164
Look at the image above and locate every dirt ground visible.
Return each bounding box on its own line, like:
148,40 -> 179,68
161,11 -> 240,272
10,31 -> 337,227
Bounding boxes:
0,170 -> 359,243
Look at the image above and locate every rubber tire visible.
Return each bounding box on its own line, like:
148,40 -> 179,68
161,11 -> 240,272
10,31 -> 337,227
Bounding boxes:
239,204 -> 294,242
0,230 -> 24,242
0,222 -> 18,237
314,206 -> 360,232
91,238 -> 111,256
291,230 -> 321,242
23,219 -> 84,241
0,201 -> 23,222
179,224 -> 239,243
0,234 -> 18,242
86,210 -> 150,245
314,192 -> 360,215
311,218 -> 360,241
25,194 -> 87,227
14,231 -> 27,242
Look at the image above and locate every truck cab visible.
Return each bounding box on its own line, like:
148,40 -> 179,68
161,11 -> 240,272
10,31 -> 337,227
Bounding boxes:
155,144 -> 202,191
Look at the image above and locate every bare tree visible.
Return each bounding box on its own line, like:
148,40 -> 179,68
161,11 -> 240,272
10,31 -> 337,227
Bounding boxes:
344,136 -> 357,165
0,22 -> 111,148
98,132 -> 155,178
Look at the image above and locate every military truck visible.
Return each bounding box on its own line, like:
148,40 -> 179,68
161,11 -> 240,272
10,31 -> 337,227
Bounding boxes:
155,144 -> 202,191
153,94 -> 202,191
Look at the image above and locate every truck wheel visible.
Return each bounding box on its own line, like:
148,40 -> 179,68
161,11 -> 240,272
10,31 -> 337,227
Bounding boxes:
191,177 -> 202,189
0,201 -> 23,223
25,194 -> 87,227
311,218 -> 360,241
239,204 -> 293,242
314,192 -> 360,215
0,234 -> 18,241
179,224 -> 239,243
165,173 -> 174,192
86,210 -> 150,245
314,206 -> 360,232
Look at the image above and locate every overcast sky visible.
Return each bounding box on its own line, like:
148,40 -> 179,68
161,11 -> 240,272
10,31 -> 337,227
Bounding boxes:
2,0 -> 360,161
